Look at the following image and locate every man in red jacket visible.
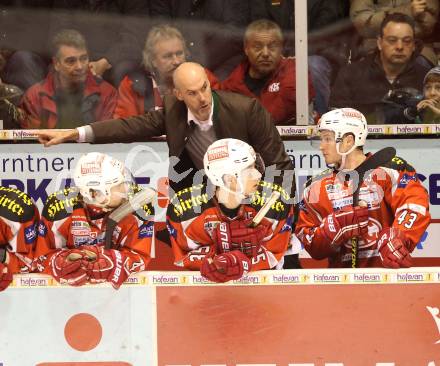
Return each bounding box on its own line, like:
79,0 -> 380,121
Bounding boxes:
222,19 -> 315,125
20,29 -> 117,129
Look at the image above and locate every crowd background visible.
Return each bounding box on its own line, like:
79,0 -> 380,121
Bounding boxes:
1,0 -> 438,131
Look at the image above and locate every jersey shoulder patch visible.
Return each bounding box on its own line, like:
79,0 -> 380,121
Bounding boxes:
167,183 -> 214,222
250,181 -> 291,220
0,186 -> 36,223
383,155 -> 415,172
42,188 -> 82,222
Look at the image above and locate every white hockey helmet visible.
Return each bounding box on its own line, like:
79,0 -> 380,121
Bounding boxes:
203,138 -> 264,190
73,152 -> 132,208
318,108 -> 368,152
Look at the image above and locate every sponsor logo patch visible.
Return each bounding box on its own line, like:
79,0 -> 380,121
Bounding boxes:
280,215 -> 293,233
398,173 -> 417,188
38,221 -> 47,237
166,220 -> 177,238
268,82 -> 280,92
138,222 -> 154,238
24,224 -> 37,244
207,144 -> 229,161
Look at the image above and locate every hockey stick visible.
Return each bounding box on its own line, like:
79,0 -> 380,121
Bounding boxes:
104,187 -> 157,249
0,129 -> 70,140
249,190 -> 281,227
348,147 -> 396,268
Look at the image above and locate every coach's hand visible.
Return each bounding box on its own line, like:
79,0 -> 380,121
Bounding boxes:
35,129 -> 79,147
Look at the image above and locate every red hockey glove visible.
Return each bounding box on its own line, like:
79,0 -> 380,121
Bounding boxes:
214,219 -> 271,257
80,245 -> 114,284
0,263 -> 13,291
200,250 -> 251,283
49,249 -> 89,286
322,206 -> 369,246
377,227 -> 412,269
81,245 -> 130,290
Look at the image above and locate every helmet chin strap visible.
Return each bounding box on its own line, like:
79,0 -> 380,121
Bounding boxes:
335,142 -> 357,171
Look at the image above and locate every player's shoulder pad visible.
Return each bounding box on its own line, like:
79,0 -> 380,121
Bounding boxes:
382,155 -> 415,172
304,168 -> 334,189
42,188 -> 81,222
250,181 -> 291,220
0,186 -> 36,223
131,185 -> 155,220
167,183 -> 214,222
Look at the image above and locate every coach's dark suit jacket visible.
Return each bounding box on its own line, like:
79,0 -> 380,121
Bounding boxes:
90,90 -> 294,195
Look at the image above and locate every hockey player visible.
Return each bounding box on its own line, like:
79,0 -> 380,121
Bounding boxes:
167,138 -> 293,283
295,108 -> 430,268
0,186 -> 39,291
34,152 -> 154,289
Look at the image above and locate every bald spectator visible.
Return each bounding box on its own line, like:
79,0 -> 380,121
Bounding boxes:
20,29 -> 117,129
222,19 -> 315,125
114,25 -> 220,119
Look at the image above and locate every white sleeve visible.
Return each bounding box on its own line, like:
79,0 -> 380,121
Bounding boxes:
76,125 -> 95,143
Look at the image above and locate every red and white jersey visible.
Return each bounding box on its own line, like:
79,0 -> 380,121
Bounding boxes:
0,186 -> 39,273
295,154 -> 431,267
34,187 -> 154,274
166,182 -> 293,271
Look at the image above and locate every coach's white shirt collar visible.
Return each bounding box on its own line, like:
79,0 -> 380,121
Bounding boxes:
187,98 -> 214,132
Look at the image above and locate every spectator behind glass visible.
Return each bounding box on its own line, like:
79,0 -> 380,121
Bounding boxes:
150,0 -> 248,80
0,1 -> 53,90
114,25 -> 220,119
222,19 -> 315,125
20,29 -> 117,129
49,0 -> 151,86
249,0 -> 350,115
0,80 -> 25,130
330,13 -> 431,124
2,1 -> 151,90
418,66 -> 440,123
350,0 -> 439,67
